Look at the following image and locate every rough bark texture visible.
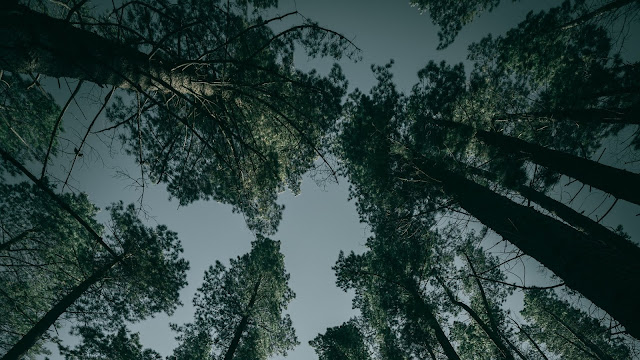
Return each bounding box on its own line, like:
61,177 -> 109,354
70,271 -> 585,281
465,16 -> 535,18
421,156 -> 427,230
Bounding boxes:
415,160 -> 640,340
0,4 -> 220,96
0,256 -> 122,360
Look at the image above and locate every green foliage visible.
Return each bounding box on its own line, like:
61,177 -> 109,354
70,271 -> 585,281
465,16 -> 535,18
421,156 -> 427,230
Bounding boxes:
0,181 -> 102,358
0,183 -> 189,358
97,0 -> 353,234
170,236 -> 297,360
59,326 -> 162,360
0,72 -> 60,177
409,0 -> 512,49
310,319 -> 371,360
71,202 -> 190,328
521,290 -> 632,359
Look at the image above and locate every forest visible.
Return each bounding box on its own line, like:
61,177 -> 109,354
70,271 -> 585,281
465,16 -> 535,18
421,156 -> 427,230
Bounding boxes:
1,0 -> 639,359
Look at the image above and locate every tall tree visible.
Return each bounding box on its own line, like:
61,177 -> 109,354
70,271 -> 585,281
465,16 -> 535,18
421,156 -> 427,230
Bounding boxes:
521,290 -> 632,360
0,72 -> 60,176
1,0 -> 357,234
0,196 -> 189,360
334,217 -> 462,360
310,319 -> 372,360
409,0 -> 512,49
170,236 -> 297,360
338,64 -> 640,339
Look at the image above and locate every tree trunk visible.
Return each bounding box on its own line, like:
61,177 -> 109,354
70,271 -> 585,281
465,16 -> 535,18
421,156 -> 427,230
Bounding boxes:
513,184 -> 635,251
512,320 -> 549,360
468,165 -> 634,254
0,256 -> 122,360
412,159 -> 640,340
0,4 -> 220,97
543,307 -> 615,360
0,228 -> 38,252
440,120 -> 640,205
408,285 -> 461,360
437,276 -> 514,360
0,146 -> 119,259
223,278 -> 261,360
561,0 -> 639,31
494,107 -> 640,125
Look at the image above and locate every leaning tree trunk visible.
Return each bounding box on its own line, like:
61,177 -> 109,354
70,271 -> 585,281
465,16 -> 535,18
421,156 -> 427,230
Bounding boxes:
468,165 -> 634,253
0,256 -> 122,360
561,0 -> 640,30
436,276 -> 514,360
223,278 -> 261,360
0,4 -> 219,97
407,285 -> 461,360
494,107 -> 640,125
412,158 -> 640,340
439,119 -> 640,205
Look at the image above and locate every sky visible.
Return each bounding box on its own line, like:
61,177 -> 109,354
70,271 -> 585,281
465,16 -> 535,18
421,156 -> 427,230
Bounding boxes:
27,0 -> 640,358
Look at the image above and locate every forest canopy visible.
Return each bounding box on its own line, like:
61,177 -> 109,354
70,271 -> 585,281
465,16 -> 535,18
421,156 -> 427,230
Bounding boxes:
1,0 -> 639,359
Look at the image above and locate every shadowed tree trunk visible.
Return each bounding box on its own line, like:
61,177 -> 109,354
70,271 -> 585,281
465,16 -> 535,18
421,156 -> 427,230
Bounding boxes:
439,119 -> 640,205
407,285 -> 461,360
0,4 -> 220,96
410,157 -> 640,339
0,256 -> 123,360
436,276 -> 514,360
561,0 -> 640,30
223,278 -> 261,360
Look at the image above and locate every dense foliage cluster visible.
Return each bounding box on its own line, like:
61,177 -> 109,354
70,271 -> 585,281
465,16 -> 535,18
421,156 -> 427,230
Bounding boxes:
1,0 -> 639,359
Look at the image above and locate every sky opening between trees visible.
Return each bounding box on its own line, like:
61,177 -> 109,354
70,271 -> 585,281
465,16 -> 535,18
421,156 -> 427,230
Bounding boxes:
1,0 -> 640,359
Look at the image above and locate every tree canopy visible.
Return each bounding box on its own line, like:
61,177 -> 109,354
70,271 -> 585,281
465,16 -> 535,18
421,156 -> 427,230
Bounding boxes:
1,0 -> 639,359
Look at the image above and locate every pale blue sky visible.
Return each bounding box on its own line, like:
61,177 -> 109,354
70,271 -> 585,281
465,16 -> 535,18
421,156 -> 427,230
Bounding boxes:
36,0 -> 640,358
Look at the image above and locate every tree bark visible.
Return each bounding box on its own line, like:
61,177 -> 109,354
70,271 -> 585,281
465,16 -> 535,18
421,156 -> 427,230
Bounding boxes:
412,159 -> 640,340
469,165 -> 634,254
223,278 -> 261,360
0,256 -> 122,360
440,120 -> 640,205
0,4 -> 220,97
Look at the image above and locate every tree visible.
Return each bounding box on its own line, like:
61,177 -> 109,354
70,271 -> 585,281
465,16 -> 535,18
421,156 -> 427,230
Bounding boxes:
338,64 -> 640,339
59,326 -> 162,360
0,181 -> 102,359
0,191 -> 189,360
334,216 -> 462,360
410,0 -> 640,49
0,72 -> 60,176
169,236 -> 297,360
409,0 -> 512,49
1,0 -> 357,234
521,290 -> 632,360
310,319 -> 372,360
